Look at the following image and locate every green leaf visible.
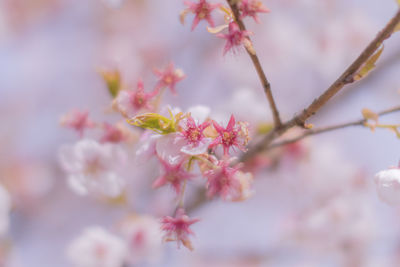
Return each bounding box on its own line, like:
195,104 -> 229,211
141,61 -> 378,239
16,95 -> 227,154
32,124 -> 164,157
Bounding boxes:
127,110 -> 184,134
362,108 -> 379,122
99,69 -> 122,98
354,46 -> 384,81
256,122 -> 273,135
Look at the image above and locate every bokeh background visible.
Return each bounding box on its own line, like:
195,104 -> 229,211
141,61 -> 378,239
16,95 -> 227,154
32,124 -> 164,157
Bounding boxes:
1,0 -> 400,266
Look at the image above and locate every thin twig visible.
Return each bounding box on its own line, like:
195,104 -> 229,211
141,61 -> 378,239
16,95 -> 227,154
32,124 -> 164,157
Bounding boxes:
268,105 -> 400,150
290,9 -> 400,127
226,0 -> 282,128
241,9 -> 400,162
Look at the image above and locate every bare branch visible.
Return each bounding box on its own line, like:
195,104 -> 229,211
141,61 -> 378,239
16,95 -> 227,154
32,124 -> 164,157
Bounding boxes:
241,9 -> 400,162
290,9 -> 400,127
268,105 -> 400,150
226,0 -> 282,128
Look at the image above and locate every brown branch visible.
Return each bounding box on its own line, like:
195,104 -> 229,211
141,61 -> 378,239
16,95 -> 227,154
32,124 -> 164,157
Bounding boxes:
241,9 -> 400,162
226,0 -> 282,128
290,9 -> 400,127
268,105 -> 400,150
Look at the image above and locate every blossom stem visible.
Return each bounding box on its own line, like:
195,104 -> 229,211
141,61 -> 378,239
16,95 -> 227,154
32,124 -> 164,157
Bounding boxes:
177,180 -> 187,208
226,0 -> 282,128
241,9 -> 400,162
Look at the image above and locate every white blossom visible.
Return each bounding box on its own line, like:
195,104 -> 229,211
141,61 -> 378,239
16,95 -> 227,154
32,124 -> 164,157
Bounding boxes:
119,215 -> 163,264
67,226 -> 127,267
374,168 -> 400,206
59,139 -> 126,197
0,184 -> 11,235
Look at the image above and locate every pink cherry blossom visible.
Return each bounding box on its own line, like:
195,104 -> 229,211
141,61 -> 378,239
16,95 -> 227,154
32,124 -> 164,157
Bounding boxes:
178,115 -> 211,155
152,158 -> 194,194
239,0 -> 270,23
204,159 -> 243,201
153,63 -> 185,94
209,114 -> 248,155
184,0 -> 221,31
60,110 -> 95,137
67,226 -> 127,267
100,123 -> 127,144
114,80 -> 158,118
217,22 -> 252,55
118,215 -> 163,264
160,208 -> 200,251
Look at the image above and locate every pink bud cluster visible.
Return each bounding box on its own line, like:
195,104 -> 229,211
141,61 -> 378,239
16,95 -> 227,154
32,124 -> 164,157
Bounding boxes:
181,0 -> 270,54
114,62 -> 185,117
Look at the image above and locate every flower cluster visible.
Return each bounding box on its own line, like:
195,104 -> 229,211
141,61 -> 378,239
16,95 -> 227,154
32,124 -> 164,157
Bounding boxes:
59,1 -> 270,252
180,0 -> 270,54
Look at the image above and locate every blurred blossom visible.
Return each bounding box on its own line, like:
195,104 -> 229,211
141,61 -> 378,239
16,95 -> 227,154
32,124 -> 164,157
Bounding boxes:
67,226 -> 127,267
1,160 -> 53,205
0,185 -> 10,236
118,215 -> 163,264
59,139 -> 126,197
374,167 -> 400,206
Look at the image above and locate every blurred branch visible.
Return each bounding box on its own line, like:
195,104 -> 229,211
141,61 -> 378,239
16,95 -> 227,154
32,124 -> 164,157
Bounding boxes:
268,105 -> 400,150
241,9 -> 400,162
226,0 -> 282,128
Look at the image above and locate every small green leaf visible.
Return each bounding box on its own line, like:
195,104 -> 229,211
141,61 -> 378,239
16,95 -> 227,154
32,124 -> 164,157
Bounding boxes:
99,69 -> 122,98
395,22 -> 400,33
127,110 -> 184,134
362,108 -> 379,122
257,122 -> 273,135
354,46 -> 384,81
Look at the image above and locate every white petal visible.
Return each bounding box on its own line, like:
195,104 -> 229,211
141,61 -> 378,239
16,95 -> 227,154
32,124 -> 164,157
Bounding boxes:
187,105 -> 211,123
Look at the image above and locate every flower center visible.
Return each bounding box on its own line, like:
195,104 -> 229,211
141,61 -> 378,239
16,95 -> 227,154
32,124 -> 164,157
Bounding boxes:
85,158 -> 103,175
134,92 -> 145,106
164,75 -> 173,84
222,131 -> 234,145
189,129 -> 200,142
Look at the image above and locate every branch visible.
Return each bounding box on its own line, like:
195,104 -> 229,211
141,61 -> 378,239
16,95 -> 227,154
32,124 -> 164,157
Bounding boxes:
241,9 -> 400,162
268,105 -> 400,150
226,0 -> 282,128
290,9 -> 400,127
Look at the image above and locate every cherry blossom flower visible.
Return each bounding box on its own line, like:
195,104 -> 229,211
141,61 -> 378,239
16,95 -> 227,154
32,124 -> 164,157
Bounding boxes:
60,110 -> 95,137
0,185 -> 10,236
67,226 -> 127,267
238,0 -> 270,23
209,114 -> 249,155
113,80 -> 158,118
177,115 -> 211,155
100,123 -> 127,144
217,22 -> 252,55
374,167 -> 400,205
160,208 -> 200,251
204,159 -> 252,201
118,215 -> 163,264
155,133 -> 187,165
183,0 -> 221,31
59,139 -> 126,197
152,158 -> 194,194
153,63 -> 185,94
